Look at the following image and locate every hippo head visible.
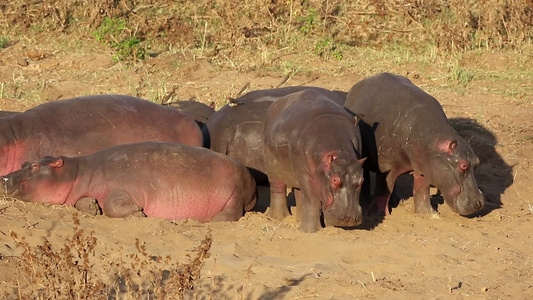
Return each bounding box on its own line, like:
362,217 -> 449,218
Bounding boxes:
426,138 -> 485,215
0,156 -> 74,204
315,152 -> 365,227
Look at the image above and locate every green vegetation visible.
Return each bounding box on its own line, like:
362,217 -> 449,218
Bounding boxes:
0,35 -> 9,48
92,17 -> 146,61
450,63 -> 475,85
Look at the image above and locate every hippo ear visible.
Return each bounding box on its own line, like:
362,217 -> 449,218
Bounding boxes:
209,101 -> 216,109
438,140 -> 457,154
49,158 -> 63,168
358,157 -> 367,165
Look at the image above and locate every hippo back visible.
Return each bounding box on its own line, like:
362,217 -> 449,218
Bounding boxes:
0,95 -> 203,175
206,86 -> 347,183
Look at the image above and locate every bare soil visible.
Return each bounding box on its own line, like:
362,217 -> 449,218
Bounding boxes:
0,32 -> 532,299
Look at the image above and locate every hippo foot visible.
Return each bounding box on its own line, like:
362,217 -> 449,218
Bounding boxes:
414,203 -> 438,215
130,206 -> 147,218
75,197 -> 102,216
299,220 -> 322,233
265,207 -> 291,220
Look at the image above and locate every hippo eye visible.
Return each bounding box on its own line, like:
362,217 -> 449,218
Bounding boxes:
331,175 -> 342,189
458,161 -> 469,172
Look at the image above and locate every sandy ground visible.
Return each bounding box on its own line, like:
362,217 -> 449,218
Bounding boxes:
0,35 -> 532,299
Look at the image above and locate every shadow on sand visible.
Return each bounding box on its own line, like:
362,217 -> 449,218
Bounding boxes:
388,117 -> 513,217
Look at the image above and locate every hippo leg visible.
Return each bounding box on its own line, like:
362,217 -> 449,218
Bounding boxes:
412,172 -> 436,214
367,171 -> 392,216
74,197 -> 102,216
293,188 -> 303,222
266,178 -> 290,219
103,190 -> 146,218
210,191 -> 244,222
298,178 -> 323,232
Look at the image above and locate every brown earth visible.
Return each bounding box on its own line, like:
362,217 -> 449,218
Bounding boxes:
0,32 -> 532,299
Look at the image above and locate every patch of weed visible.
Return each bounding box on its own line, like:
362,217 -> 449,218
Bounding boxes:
315,38 -> 343,60
450,64 -> 474,85
0,36 -> 9,48
4,214 -> 212,299
298,9 -> 318,35
92,17 -> 146,61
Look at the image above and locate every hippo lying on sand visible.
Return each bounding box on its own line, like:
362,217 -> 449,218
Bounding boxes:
0,95 -> 203,176
262,89 -> 365,232
345,73 -> 484,216
1,142 -> 257,222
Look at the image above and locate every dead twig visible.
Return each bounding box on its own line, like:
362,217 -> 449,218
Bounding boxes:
161,85 -> 179,104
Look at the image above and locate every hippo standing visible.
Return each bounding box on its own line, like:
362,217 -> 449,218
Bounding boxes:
206,86 -> 347,184
262,90 -> 365,232
344,73 -> 484,216
0,111 -> 18,117
1,142 -> 257,222
0,95 -> 203,176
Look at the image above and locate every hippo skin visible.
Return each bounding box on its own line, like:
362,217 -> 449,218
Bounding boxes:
206,86 -> 347,184
1,142 -> 257,222
0,111 -> 18,117
0,95 -> 203,176
262,89 -> 365,232
165,100 -> 216,148
344,73 -> 484,216
165,100 -> 216,124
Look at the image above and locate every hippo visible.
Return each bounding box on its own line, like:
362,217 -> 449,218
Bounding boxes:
164,100 -> 216,148
262,89 -> 365,232
0,111 -> 18,117
1,142 -> 257,222
0,95 -> 203,176
344,73 -> 485,216
206,86 -> 347,184
164,100 -> 216,124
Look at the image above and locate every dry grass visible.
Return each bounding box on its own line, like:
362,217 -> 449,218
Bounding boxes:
1,0 -> 530,62
3,214 -> 212,299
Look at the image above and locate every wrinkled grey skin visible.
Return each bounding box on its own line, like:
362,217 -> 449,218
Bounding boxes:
0,111 -> 18,117
262,89 -> 365,232
345,73 -> 485,216
165,100 -> 216,147
206,86 -> 347,184
0,95 -> 203,176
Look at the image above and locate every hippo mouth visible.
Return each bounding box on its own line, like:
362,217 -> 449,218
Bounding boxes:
322,203 -> 363,227
0,173 -> 29,198
323,210 -> 362,227
444,188 -> 485,216
1,176 -> 18,197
